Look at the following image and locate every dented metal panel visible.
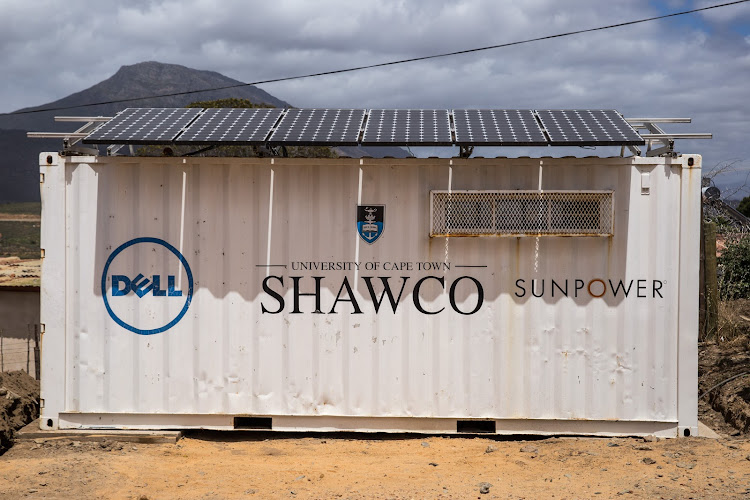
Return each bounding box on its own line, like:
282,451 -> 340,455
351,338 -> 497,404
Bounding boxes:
40,155 -> 700,436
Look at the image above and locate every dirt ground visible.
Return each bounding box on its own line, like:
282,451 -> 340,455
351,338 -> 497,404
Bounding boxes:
0,371 -> 39,453
0,215 -> 40,222
0,431 -> 748,499
0,257 -> 41,287
699,299 -> 750,436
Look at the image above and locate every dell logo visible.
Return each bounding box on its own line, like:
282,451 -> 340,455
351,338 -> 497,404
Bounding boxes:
111,274 -> 183,298
101,237 -> 193,335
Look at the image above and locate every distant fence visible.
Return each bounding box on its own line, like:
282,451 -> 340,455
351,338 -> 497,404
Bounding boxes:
0,324 -> 40,379
0,288 -> 40,378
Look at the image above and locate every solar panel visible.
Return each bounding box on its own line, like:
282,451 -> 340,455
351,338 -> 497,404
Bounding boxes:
174,108 -> 282,145
268,109 -> 365,146
536,109 -> 644,146
361,109 -> 452,146
82,107 -> 647,148
453,109 -> 547,146
84,108 -> 202,144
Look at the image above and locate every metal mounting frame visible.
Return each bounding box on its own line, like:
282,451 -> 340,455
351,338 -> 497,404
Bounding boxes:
27,112 -> 713,159
624,118 -> 711,157
459,145 -> 474,158
27,116 -> 111,156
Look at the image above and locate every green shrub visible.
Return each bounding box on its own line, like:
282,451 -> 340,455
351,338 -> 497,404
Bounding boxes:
186,98 -> 275,109
718,236 -> 750,299
738,196 -> 750,218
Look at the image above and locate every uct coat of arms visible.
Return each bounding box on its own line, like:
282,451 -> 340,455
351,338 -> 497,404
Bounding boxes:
356,205 -> 385,244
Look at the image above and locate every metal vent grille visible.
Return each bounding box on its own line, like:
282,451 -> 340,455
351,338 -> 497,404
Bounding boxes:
430,190 -> 614,237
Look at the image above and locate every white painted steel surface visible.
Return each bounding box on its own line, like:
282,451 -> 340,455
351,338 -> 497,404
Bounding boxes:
39,154 -> 700,436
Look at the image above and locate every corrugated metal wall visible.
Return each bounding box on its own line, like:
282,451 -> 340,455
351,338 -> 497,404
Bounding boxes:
51,156 -> 687,426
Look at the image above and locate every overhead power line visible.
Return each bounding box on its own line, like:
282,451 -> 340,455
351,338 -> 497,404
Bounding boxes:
3,0 -> 749,117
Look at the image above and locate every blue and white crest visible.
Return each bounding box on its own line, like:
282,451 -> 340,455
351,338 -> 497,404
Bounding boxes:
357,205 -> 385,244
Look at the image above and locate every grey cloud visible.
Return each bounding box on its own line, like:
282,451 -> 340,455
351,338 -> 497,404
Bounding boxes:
698,0 -> 750,23
1,0 -> 748,193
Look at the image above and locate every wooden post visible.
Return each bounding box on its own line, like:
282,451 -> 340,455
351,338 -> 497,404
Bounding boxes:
26,324 -> 31,375
699,210 -> 706,339
1,328 -> 4,372
704,221 -> 719,340
33,324 -> 40,380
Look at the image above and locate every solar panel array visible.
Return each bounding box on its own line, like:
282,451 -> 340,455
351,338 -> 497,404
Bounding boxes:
361,109 -> 452,146
85,108 -> 202,144
84,107 -> 645,147
268,109 -> 364,146
174,108 -> 282,145
453,109 -> 547,146
536,109 -> 643,146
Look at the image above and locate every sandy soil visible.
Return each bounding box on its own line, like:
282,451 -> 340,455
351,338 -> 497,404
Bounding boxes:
0,258 -> 41,287
0,215 -> 41,222
0,431 -> 748,499
699,300 -> 750,435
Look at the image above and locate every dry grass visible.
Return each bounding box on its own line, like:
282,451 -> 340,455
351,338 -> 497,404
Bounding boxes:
716,298 -> 750,341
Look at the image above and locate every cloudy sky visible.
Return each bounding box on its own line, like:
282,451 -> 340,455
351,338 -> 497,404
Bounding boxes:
2,0 -> 749,194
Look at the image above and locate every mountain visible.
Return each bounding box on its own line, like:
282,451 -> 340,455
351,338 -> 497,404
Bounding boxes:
0,61 -> 408,202
0,61 -> 289,132
0,62 -> 289,202
0,131 -> 57,202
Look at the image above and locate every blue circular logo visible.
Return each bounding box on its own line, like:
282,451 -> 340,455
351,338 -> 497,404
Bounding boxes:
101,237 -> 193,335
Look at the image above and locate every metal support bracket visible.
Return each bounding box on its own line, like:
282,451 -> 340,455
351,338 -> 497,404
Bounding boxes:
459,145 -> 474,158
107,144 -> 125,156
624,118 -> 711,157
621,144 -> 642,157
28,116 -> 111,156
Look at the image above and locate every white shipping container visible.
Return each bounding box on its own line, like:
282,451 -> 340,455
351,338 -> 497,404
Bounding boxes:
39,153 -> 701,437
